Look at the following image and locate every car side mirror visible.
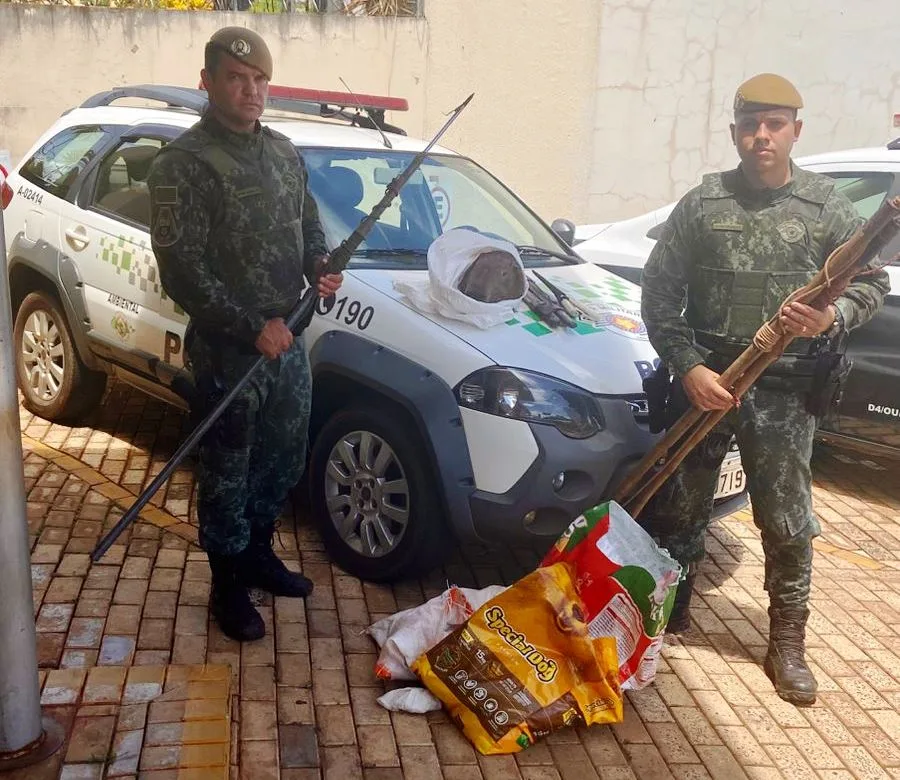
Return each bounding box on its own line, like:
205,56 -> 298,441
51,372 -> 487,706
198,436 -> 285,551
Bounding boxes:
551,218 -> 576,246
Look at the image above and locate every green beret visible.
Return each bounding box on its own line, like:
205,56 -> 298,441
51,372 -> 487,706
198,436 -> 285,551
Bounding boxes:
208,27 -> 273,81
733,73 -> 803,114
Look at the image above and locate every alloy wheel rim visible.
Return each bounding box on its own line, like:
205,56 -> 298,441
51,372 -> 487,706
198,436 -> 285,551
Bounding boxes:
324,429 -> 411,558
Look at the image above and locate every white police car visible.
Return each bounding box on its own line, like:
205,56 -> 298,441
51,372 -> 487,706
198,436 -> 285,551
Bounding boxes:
1,84 -> 746,581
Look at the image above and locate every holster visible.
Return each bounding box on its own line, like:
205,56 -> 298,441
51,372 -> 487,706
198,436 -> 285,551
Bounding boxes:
804,336 -> 853,419
190,371 -> 226,430
643,361 -> 672,434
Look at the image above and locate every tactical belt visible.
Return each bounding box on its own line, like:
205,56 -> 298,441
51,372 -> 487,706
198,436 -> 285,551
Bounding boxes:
697,334 -> 818,392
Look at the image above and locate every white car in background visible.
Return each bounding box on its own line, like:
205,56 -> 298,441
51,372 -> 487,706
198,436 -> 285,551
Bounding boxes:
574,138 -> 900,459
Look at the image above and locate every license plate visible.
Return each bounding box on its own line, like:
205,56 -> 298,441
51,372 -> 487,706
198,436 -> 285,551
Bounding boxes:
715,464 -> 746,499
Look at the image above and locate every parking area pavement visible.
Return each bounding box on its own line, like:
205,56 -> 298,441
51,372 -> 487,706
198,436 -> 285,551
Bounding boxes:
7,379 -> 900,780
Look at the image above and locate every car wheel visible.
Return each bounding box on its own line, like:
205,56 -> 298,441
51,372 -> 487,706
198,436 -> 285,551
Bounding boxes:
14,291 -> 107,422
309,405 -> 451,583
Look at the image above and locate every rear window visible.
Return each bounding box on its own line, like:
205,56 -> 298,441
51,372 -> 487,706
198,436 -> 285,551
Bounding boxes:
20,126 -> 109,200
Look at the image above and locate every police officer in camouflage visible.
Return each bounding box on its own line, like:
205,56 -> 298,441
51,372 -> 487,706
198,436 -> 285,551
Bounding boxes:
147,27 -> 344,642
640,74 -> 889,706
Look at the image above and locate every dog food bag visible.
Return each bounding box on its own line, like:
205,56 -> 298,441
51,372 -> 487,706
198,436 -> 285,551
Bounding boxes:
411,562 -> 623,755
540,500 -> 682,690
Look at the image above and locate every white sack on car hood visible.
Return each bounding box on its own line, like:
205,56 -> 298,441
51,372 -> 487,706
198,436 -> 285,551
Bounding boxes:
393,229 -> 527,329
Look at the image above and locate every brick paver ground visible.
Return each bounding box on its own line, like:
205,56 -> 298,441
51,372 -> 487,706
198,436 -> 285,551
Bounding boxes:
7,379 -> 900,779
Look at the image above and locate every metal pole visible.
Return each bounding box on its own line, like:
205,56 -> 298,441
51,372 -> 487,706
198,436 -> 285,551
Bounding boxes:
0,208 -> 63,770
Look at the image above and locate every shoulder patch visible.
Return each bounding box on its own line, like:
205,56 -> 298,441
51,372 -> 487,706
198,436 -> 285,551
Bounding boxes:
152,202 -> 180,248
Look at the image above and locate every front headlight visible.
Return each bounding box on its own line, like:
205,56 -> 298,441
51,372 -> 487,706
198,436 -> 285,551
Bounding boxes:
455,367 -> 604,439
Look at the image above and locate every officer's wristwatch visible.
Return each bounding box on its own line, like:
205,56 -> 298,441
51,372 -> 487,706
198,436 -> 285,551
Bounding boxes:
824,305 -> 844,340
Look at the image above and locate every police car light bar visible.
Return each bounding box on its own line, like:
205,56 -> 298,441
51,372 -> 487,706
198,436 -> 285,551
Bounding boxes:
262,83 -> 407,135
195,81 -> 408,134
267,84 -> 408,113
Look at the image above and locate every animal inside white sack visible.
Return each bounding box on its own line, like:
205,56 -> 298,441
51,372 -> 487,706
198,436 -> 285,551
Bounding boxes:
393,228 -> 527,329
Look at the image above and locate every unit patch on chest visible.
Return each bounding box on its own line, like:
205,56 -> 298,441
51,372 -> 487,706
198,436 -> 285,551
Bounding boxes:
777,218 -> 806,244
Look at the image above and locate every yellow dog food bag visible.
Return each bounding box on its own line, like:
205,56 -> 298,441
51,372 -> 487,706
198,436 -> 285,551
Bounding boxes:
411,562 -> 623,754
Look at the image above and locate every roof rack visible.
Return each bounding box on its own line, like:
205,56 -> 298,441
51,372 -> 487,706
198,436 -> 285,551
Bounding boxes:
78,84 -> 407,135
888,136 -> 900,151
80,85 -> 209,113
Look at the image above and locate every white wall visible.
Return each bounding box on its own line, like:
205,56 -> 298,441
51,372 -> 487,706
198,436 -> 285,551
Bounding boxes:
588,0 -> 900,220
1,2 -> 898,224
0,3 -> 602,225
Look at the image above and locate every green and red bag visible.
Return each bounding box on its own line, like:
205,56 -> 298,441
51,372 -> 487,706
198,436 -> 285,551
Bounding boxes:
540,500 -> 683,689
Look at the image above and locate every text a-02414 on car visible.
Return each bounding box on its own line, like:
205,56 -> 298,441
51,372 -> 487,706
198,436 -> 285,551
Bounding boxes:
1,83 -> 747,582
573,137 -> 900,461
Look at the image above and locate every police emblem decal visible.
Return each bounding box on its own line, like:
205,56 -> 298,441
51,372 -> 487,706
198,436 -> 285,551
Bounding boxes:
777,218 -> 806,244
231,38 -> 251,56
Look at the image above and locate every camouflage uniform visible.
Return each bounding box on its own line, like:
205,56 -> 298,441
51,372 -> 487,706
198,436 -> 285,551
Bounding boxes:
148,112 -> 328,556
640,166 -> 889,609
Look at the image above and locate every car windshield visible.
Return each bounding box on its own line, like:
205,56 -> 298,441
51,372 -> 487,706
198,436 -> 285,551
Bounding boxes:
299,147 -> 579,269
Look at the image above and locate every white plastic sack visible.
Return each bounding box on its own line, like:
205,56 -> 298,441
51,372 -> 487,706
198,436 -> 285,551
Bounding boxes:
367,584 -> 508,682
377,687 -> 443,713
393,229 -> 526,329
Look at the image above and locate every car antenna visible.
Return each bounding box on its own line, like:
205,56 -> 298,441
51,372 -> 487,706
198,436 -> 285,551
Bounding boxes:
339,77 -> 393,150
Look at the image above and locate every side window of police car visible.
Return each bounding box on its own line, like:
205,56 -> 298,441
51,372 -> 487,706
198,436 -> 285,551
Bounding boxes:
828,172 -> 893,220
827,172 -> 898,265
89,139 -> 163,229
20,126 -> 109,201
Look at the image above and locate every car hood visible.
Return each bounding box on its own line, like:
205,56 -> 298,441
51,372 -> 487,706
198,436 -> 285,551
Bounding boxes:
357,263 -> 659,396
574,222 -> 612,243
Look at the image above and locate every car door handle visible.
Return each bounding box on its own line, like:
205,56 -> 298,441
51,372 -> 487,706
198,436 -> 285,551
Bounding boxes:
65,225 -> 90,250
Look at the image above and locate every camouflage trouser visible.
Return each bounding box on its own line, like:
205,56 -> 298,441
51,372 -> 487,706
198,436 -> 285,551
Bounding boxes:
187,332 -> 312,556
641,383 -> 820,609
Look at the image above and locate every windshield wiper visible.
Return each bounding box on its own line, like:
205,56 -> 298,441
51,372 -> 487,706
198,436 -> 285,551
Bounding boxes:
515,245 -> 581,264
353,248 -> 428,256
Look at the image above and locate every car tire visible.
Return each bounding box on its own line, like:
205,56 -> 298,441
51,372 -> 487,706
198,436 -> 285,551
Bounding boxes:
309,405 -> 451,583
14,291 -> 107,422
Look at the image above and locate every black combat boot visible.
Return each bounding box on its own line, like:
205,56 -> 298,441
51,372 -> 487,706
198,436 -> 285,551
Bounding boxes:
242,526 -> 314,598
208,552 -> 266,642
764,606 -> 817,706
666,565 -> 697,634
